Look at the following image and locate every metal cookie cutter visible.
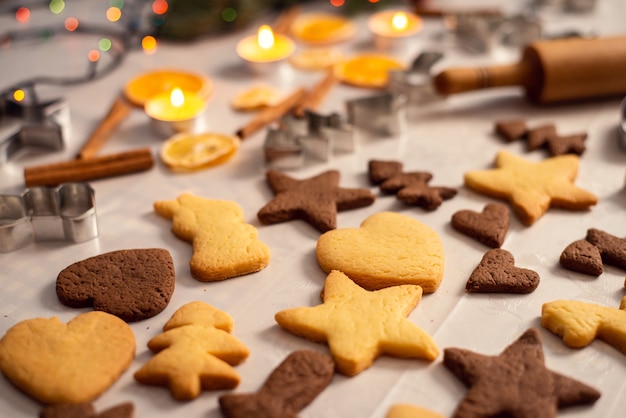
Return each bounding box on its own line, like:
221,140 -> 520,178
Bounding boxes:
0,95 -> 68,163
388,51 -> 444,106
0,182 -> 98,253
346,92 -> 407,137
264,110 -> 355,169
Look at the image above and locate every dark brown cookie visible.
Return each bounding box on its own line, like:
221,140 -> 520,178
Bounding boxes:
585,228 -> 626,271
257,169 -> 376,232
451,203 -> 509,248
368,160 -> 403,184
444,328 -> 601,418
466,248 -> 539,293
559,239 -> 604,276
56,248 -> 175,322
526,124 -> 558,151
219,350 -> 334,418
494,119 -> 527,142
40,402 -> 134,418
368,160 -> 456,210
546,133 -> 587,156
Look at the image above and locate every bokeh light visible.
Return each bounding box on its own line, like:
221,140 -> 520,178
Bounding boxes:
15,7 -> 30,23
222,7 -> 236,22
152,0 -> 168,15
330,0 -> 345,6
88,49 -> 100,62
110,0 -> 124,8
142,35 -> 157,54
49,0 -> 65,14
106,7 -> 122,22
98,38 -> 112,52
64,17 -> 79,31
13,89 -> 25,102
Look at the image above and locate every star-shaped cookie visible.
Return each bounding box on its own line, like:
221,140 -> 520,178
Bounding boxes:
257,169 -> 376,232
444,328 -> 601,418
464,150 -> 597,225
275,270 -> 439,376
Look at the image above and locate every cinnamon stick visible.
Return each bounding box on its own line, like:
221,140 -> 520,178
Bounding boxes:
25,148 -> 154,187
236,87 -> 307,140
294,69 -> 338,117
77,96 -> 132,159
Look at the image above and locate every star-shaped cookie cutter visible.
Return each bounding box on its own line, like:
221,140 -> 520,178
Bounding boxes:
0,182 -> 98,252
0,94 -> 68,163
263,110 -> 354,169
387,51 -> 444,106
345,92 -> 407,137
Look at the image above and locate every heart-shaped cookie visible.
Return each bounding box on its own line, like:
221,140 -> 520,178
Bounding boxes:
466,249 -> 539,293
559,239 -> 603,276
0,311 -> 135,405
316,212 -> 444,292
56,248 -> 175,322
451,203 -> 509,248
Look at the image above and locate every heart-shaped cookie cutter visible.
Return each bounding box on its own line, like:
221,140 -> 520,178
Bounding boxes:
0,182 -> 98,252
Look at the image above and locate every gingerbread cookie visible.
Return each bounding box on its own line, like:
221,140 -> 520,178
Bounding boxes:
316,212 -> 444,292
0,311 -> 135,405
257,169 -> 375,232
154,193 -> 270,281
219,350 -> 334,418
585,228 -> 626,271
40,402 -> 134,418
444,328 -> 601,418
451,203 -> 509,248
559,239 -> 604,276
368,160 -> 456,210
542,297 -> 626,354
464,150 -> 597,225
275,270 -> 439,376
56,248 -> 175,322
494,119 -> 527,142
526,124 -> 557,151
466,248 -> 540,293
134,301 -> 249,400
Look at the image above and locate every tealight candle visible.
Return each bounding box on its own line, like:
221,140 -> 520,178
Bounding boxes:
368,10 -> 422,49
236,25 -> 295,73
145,87 -> 206,137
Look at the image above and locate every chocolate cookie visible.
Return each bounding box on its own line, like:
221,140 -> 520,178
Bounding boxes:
56,248 -> 175,322
451,203 -> 509,248
559,239 -> 604,276
494,119 -> 527,142
40,402 -> 134,418
526,124 -> 557,151
257,169 -> 375,232
466,248 -> 539,293
219,350 -> 334,418
585,228 -> 626,270
444,328 -> 601,418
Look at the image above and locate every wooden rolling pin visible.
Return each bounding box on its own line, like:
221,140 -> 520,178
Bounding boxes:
434,35 -> 626,103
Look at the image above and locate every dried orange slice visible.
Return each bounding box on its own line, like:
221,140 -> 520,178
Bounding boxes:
290,13 -> 356,45
159,132 -> 239,171
124,69 -> 212,107
231,85 -> 283,111
289,47 -> 344,71
334,54 -> 406,88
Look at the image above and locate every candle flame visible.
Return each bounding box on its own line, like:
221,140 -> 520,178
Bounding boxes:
391,12 -> 408,31
170,88 -> 185,107
257,25 -> 275,49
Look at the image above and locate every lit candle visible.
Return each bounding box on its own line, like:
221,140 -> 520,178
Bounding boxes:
368,10 -> 422,49
144,87 -> 206,137
236,25 -> 295,72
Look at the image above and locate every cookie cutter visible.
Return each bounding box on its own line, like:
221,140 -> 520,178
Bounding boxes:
345,92 -> 407,137
0,94 -> 68,163
388,51 -> 444,106
0,182 -> 98,252
263,110 -> 355,169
